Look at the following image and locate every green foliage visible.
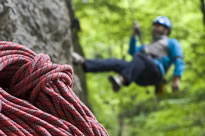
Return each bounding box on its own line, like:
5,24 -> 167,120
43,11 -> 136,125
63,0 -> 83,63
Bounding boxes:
73,0 -> 205,135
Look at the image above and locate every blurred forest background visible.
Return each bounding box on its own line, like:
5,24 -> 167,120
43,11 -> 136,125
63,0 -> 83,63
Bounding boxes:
73,0 -> 205,135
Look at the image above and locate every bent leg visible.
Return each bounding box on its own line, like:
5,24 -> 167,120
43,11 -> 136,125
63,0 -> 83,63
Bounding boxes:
137,56 -> 162,86
121,53 -> 146,86
121,53 -> 161,86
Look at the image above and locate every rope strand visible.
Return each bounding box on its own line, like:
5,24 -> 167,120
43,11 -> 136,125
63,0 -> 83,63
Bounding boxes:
0,41 -> 108,136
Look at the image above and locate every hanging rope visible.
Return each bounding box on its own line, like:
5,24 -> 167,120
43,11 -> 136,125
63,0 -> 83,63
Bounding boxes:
0,41 -> 108,136
128,0 -> 144,45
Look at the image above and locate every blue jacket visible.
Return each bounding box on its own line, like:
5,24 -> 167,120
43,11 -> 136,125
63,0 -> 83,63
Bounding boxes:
128,36 -> 185,77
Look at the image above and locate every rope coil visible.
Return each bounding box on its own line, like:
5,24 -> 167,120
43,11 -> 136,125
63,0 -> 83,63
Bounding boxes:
0,41 -> 108,136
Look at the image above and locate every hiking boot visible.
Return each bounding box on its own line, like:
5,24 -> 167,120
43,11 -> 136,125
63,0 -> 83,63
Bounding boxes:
72,52 -> 85,65
108,75 -> 124,92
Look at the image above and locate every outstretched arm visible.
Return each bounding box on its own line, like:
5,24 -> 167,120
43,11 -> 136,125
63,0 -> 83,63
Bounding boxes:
168,39 -> 185,92
128,22 -> 145,56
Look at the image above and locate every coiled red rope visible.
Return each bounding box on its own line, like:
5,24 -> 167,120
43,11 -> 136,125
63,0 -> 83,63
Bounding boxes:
0,41 -> 108,136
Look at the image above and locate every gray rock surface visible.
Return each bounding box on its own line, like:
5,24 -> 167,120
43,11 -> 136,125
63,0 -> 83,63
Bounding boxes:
0,0 -> 89,106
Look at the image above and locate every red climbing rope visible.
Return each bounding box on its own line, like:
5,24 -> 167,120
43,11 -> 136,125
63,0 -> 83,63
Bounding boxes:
0,41 -> 108,136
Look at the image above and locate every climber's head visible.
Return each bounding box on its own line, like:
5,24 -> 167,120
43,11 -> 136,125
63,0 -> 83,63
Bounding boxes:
152,16 -> 172,40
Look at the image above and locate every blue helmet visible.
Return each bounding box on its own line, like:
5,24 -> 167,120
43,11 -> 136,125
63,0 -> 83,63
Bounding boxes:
153,16 -> 172,35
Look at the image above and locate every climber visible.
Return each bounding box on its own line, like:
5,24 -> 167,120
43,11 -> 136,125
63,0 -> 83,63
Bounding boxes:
72,16 -> 185,93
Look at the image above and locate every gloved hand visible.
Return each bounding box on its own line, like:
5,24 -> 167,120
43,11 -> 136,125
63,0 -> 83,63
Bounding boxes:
172,76 -> 180,93
133,21 -> 141,36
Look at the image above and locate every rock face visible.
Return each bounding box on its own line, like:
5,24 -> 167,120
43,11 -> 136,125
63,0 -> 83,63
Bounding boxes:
0,0 -> 89,106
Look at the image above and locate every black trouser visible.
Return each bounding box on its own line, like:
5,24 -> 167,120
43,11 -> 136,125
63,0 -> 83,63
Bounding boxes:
83,53 -> 162,86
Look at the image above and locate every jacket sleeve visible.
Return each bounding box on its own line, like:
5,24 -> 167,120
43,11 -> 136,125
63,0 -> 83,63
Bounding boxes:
168,39 -> 185,77
128,36 -> 145,56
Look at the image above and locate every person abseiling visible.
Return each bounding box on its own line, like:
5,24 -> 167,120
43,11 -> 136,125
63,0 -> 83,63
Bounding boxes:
72,16 -> 185,94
